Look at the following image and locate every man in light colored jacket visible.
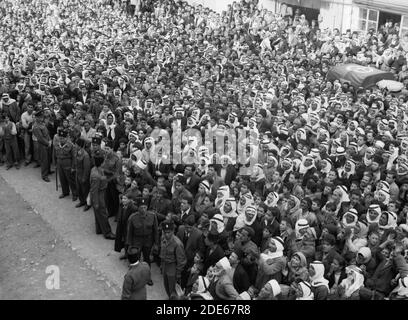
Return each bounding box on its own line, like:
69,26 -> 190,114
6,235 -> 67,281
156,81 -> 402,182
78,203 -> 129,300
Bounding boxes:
20,104 -> 34,165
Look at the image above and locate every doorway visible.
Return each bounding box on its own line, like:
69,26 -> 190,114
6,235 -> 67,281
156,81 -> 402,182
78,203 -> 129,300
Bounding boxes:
378,11 -> 401,30
291,5 -> 320,22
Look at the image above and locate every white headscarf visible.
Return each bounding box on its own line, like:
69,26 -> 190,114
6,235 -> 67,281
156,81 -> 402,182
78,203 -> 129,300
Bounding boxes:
264,192 -> 279,207
183,135 -> 198,152
338,159 -> 356,178
182,147 -> 198,165
216,257 -> 231,272
266,279 -> 281,297
376,188 -> 390,206
299,155 -> 316,175
103,112 -> 116,139
367,204 -> 382,225
357,247 -> 372,264
198,156 -> 210,176
340,265 -> 365,298
234,205 -> 257,231
295,128 -> 307,143
192,276 -> 213,300
310,261 -> 329,289
236,192 -> 254,216
210,214 -> 225,233
296,281 -> 314,300
391,277 -> 408,298
320,158 -> 332,174
260,237 -> 284,260
220,197 -> 238,220
251,163 -> 266,182
342,209 -> 359,228
335,185 -> 350,204
379,211 -> 398,230
295,218 -> 309,240
215,186 -> 230,209
220,154 -> 235,167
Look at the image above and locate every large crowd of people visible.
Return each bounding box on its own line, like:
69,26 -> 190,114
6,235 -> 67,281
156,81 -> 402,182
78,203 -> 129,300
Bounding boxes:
1,0 -> 408,300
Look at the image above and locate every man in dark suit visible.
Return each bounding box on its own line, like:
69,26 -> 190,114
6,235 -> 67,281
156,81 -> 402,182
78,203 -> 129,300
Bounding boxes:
262,206 -> 281,238
172,176 -> 193,216
176,215 -> 205,288
149,148 -> 171,179
338,189 -> 366,218
89,156 -> 116,239
115,193 -> 138,256
173,196 -> 198,231
203,231 -> 225,275
113,122 -> 126,152
184,164 -> 201,196
318,234 -> 342,277
76,84 -> 90,104
121,247 -> 152,300
229,248 -> 251,294
219,162 -> 237,186
360,243 -> 408,299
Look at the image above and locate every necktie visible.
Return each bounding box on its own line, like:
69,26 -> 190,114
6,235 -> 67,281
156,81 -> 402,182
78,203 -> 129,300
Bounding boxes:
183,232 -> 189,246
108,127 -> 112,140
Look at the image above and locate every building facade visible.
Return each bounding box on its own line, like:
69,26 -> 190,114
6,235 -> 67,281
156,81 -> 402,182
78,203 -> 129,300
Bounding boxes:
260,0 -> 408,35
184,0 -> 235,13
186,0 -> 408,36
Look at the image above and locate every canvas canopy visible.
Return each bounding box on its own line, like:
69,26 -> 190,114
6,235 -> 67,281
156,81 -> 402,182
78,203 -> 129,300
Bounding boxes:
326,64 -> 394,89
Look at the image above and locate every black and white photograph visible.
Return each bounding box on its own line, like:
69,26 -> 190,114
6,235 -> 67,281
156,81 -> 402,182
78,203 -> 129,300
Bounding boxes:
1,0 -> 408,306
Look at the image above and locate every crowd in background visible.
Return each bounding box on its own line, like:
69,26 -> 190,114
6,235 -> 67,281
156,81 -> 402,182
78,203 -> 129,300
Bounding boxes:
1,0 -> 408,300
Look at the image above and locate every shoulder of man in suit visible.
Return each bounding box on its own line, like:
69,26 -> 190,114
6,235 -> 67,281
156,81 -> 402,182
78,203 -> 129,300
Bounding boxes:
140,261 -> 150,267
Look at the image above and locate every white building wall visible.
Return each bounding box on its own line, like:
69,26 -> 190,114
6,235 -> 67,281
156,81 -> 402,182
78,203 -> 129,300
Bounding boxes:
258,0 -> 278,12
184,0 -> 363,34
319,2 -> 338,31
342,1 -> 360,32
318,0 -> 355,33
184,0 -> 235,13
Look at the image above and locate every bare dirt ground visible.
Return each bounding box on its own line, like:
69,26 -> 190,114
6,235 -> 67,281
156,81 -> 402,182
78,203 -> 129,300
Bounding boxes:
0,175 -> 119,299
0,165 -> 167,300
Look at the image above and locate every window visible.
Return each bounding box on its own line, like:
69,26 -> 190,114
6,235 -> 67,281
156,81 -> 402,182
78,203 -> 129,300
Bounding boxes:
401,16 -> 408,37
357,8 -> 379,32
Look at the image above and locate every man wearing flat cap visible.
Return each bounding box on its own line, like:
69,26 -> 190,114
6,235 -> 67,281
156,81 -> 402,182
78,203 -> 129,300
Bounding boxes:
160,220 -> 187,298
